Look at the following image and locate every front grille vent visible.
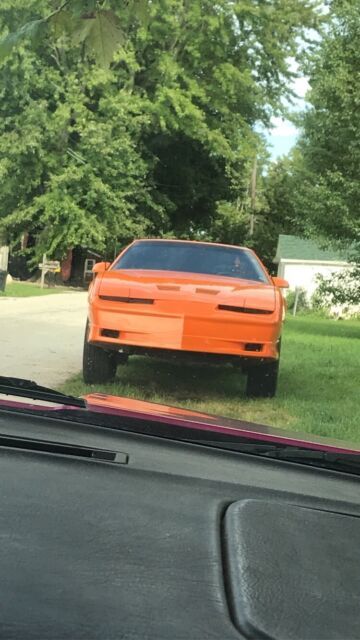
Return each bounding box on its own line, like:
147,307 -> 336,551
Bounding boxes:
101,329 -> 120,338
218,304 -> 272,315
244,343 -> 263,352
100,296 -> 154,304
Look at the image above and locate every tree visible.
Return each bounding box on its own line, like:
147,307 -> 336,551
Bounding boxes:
277,1 -> 360,254
0,0 -> 322,261
248,152 -> 310,268
312,267 -> 360,309
122,0 -> 321,239
0,50 -> 164,259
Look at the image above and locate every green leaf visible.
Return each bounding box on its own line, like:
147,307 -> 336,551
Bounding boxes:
50,10 -> 75,40
50,10 -> 96,48
84,10 -> 124,68
133,0 -> 150,28
0,19 -> 47,62
69,0 -> 98,18
71,16 -> 96,46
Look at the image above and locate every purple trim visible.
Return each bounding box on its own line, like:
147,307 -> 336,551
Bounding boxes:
85,401 -> 360,454
1,395 -> 359,455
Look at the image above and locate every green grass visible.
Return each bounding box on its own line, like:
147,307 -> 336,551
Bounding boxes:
60,315 -> 360,443
0,282 -> 74,297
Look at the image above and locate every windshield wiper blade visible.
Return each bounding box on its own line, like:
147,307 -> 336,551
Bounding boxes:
0,376 -> 85,408
0,432 -> 128,464
184,439 -> 360,474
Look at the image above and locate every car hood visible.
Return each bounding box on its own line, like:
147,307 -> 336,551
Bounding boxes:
1,388 -> 358,455
97,269 -> 276,311
84,393 -> 360,454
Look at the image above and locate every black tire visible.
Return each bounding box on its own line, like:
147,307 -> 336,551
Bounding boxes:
83,321 -> 117,384
246,359 -> 280,398
117,351 -> 129,366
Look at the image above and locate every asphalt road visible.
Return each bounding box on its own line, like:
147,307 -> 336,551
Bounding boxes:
0,292 -> 88,388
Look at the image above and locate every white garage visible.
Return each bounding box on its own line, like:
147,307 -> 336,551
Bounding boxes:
274,234 -> 352,299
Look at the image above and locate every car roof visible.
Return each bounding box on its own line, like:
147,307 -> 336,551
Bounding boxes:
132,238 -> 252,252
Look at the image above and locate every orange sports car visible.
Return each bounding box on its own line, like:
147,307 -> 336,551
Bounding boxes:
83,239 -> 288,397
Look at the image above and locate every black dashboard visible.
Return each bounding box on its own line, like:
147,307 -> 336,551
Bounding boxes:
0,409 -> 359,640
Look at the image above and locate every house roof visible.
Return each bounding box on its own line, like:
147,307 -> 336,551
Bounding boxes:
274,234 -> 350,263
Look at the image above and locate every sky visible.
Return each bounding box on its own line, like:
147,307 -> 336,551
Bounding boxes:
265,74 -> 310,160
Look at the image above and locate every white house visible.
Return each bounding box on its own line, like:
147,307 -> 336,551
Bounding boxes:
274,234 -> 353,299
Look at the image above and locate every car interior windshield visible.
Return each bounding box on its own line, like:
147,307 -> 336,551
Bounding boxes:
113,241 -> 269,283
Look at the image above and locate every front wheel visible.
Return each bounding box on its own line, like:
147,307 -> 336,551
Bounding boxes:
83,321 -> 118,384
245,359 -> 280,398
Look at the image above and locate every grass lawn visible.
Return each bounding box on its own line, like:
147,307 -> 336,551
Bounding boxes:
60,314 -> 360,443
0,282 -> 74,297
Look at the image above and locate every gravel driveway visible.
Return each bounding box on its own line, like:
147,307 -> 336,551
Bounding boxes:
0,292 -> 88,387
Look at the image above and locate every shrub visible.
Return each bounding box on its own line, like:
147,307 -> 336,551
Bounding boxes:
285,287 -> 309,312
312,267 -> 360,309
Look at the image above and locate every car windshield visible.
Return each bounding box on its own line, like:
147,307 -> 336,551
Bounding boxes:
113,242 -> 269,283
0,0 -> 359,457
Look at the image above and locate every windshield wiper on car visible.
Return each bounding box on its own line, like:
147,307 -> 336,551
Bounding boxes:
0,432 -> 128,464
184,439 -> 360,475
1,381 -> 358,475
0,376 -> 85,408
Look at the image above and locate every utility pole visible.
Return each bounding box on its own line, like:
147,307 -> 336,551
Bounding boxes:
0,232 -> 9,293
249,156 -> 257,236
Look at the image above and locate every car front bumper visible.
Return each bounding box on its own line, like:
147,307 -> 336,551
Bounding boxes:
88,298 -> 282,361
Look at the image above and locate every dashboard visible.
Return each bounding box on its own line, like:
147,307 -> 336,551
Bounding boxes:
0,408 -> 359,640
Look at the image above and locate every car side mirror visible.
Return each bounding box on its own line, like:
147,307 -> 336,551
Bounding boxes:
272,276 -> 289,289
92,261 -> 111,275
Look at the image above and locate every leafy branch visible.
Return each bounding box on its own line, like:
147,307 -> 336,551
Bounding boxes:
0,0 -> 148,67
